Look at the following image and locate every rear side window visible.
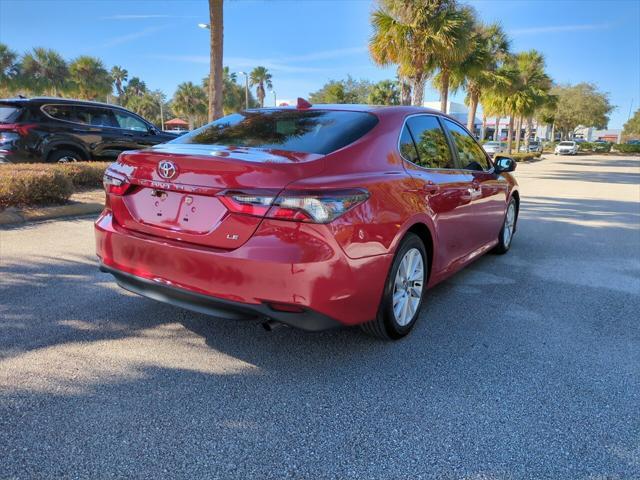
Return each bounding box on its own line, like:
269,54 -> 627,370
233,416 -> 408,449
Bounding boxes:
171,110 -> 379,155
443,119 -> 491,171
405,115 -> 455,169
0,104 -> 22,122
43,104 -> 121,128
398,125 -> 419,163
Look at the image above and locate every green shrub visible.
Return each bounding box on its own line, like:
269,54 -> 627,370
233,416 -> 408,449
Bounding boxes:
507,152 -> 542,162
0,161 -> 110,209
0,169 -> 73,208
579,142 -> 612,152
613,144 -> 640,153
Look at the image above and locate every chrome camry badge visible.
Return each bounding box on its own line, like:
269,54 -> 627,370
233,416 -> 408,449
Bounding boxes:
157,160 -> 177,180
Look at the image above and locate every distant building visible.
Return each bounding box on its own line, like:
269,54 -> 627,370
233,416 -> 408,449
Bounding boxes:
423,100 -> 482,135
164,118 -> 189,131
574,126 -> 621,142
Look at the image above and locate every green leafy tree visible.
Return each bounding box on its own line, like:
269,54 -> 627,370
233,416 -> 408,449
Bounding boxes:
0,43 -> 19,96
172,81 -> 207,129
368,80 -> 400,105
110,65 -> 128,98
447,23 -> 510,132
622,109 -> 640,141
551,83 -> 614,139
370,0 -> 475,109
68,56 -> 111,100
20,47 -> 69,96
249,66 -> 273,108
309,76 -> 372,104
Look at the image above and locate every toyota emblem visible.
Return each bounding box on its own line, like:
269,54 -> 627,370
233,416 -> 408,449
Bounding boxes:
157,160 -> 177,180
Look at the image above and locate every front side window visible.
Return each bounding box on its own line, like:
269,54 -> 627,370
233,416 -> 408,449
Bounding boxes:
443,119 -> 491,171
405,115 -> 455,169
113,111 -> 148,131
171,110 -> 379,155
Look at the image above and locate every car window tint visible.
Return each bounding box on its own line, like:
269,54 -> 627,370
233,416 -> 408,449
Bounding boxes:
405,115 -> 455,169
114,111 -> 148,131
43,105 -> 84,123
443,119 -> 491,171
85,107 -> 118,128
171,110 -> 379,155
0,104 -> 21,122
398,124 -> 419,163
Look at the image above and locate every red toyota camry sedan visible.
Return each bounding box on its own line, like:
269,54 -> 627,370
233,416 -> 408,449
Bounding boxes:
95,101 -> 519,339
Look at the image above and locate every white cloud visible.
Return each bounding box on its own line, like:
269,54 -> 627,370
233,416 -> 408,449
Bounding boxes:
150,46 -> 368,74
510,23 -> 611,35
101,26 -> 165,48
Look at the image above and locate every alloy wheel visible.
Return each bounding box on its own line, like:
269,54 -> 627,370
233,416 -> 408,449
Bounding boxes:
392,248 -> 424,326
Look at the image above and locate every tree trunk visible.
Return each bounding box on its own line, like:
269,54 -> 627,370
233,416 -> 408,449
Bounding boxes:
480,112 -> 487,141
208,0 -> 224,121
524,117 -> 533,149
494,116 -> 501,141
399,75 -> 412,106
550,122 -> 555,142
439,69 -> 450,113
467,91 -> 479,133
507,116 -> 514,153
515,116 -> 523,153
411,75 -> 425,107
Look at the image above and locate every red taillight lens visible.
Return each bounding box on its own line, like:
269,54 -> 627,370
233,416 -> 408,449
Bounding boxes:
220,189 -> 369,223
103,173 -> 130,195
0,123 -> 36,136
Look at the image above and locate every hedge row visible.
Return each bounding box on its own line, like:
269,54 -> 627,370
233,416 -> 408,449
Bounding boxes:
508,152 -> 542,162
0,162 -> 110,209
612,144 -> 640,153
578,142 -> 612,152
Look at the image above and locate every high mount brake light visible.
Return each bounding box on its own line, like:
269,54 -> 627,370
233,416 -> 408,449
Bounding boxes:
103,173 -> 130,195
220,189 -> 369,223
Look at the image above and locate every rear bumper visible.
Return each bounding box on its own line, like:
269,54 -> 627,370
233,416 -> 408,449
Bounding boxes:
95,211 -> 392,329
99,263 -> 340,331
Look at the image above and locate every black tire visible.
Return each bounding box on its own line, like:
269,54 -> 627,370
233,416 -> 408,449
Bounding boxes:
47,149 -> 83,163
360,232 -> 427,340
494,198 -> 517,254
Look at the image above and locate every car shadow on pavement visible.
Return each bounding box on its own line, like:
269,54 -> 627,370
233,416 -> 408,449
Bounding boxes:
531,170 -> 640,185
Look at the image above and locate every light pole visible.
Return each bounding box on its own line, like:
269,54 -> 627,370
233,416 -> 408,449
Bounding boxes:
158,97 -> 165,131
273,91 -> 277,107
238,71 -> 249,110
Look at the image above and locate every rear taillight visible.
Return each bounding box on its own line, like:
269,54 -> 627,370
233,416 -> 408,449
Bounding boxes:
220,189 -> 369,224
0,123 -> 36,136
103,173 -> 130,195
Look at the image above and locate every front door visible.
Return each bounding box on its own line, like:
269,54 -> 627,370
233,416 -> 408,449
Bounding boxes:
441,119 -> 508,251
400,114 -> 480,272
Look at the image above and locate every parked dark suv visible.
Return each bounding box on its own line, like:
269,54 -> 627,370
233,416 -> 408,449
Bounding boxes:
0,97 -> 177,163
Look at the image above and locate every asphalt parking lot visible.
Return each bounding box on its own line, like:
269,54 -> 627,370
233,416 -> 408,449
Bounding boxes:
1,153 -> 639,479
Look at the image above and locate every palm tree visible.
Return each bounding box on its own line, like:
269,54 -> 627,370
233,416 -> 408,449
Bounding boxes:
20,47 -> 68,96
447,23 -> 510,134
249,66 -> 272,108
427,3 -> 476,113
368,80 -> 400,105
110,66 -> 128,98
0,43 -> 18,96
172,81 -> 207,129
208,0 -> 224,121
68,56 -> 111,100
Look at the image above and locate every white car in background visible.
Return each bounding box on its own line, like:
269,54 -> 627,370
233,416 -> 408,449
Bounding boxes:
554,141 -> 578,155
482,141 -> 506,156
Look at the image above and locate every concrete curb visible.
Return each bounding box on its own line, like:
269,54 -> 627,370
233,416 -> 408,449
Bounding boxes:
0,202 -> 103,226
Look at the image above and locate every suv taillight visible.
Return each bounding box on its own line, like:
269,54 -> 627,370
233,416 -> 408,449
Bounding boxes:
0,123 -> 36,136
220,189 -> 369,224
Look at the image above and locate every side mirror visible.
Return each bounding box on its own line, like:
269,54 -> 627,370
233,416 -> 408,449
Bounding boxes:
148,126 -> 159,135
494,155 -> 516,173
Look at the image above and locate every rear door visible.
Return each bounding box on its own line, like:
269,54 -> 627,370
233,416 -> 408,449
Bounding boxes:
400,114 -> 478,267
442,118 -> 507,250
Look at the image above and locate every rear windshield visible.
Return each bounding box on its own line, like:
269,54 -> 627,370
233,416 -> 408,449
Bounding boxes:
0,103 -> 21,122
170,109 -> 379,155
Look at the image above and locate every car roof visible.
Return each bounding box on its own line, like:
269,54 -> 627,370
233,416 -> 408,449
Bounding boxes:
253,103 -> 465,125
0,96 -> 126,110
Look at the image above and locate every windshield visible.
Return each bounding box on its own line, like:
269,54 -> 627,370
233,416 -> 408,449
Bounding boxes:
0,104 -> 21,122
485,142 -> 499,146
559,142 -> 575,146
170,109 -> 379,155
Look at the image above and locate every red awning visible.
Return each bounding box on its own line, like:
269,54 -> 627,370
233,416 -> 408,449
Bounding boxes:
165,118 -> 189,127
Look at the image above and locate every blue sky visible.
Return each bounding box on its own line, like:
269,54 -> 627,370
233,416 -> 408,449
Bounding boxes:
1,0 -> 638,128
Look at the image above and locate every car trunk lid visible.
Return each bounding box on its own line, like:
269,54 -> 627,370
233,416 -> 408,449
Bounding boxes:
107,144 -> 325,249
